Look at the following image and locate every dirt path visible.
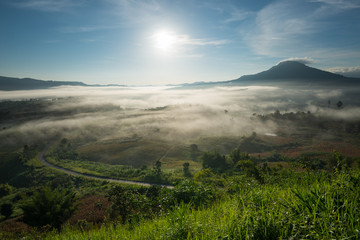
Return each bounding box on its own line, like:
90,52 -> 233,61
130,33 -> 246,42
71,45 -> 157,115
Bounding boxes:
39,144 -> 172,188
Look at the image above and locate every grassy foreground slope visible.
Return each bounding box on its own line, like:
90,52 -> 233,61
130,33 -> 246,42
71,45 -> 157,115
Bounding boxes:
41,169 -> 360,240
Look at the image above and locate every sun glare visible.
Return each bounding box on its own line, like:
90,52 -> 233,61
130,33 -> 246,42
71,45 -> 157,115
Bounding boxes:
152,30 -> 177,53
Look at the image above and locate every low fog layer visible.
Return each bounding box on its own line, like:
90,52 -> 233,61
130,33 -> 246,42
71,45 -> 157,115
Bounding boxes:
1,84 -> 360,146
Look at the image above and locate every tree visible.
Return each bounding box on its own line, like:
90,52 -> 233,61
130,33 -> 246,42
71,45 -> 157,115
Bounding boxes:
1,203 -> 13,219
20,187 -> 77,231
189,144 -> 200,160
183,162 -> 191,177
201,150 -> 228,172
144,160 -> 167,184
228,148 -> 250,166
337,101 -> 343,109
153,160 -> 162,177
18,145 -> 32,164
107,186 -> 141,224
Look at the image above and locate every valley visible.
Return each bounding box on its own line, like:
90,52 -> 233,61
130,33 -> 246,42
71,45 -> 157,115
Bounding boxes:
1,62 -> 360,239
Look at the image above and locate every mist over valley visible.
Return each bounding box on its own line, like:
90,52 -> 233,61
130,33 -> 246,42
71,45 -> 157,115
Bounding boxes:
1,62 -> 360,168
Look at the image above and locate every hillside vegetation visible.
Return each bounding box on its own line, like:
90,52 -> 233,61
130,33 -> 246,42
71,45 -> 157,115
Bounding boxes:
1,139 -> 360,239
1,91 -> 360,239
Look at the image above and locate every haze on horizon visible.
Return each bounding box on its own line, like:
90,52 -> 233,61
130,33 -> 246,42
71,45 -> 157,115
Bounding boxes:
1,0 -> 360,85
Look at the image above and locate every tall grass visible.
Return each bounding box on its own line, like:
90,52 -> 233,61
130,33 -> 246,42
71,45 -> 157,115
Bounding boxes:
38,170 -> 360,240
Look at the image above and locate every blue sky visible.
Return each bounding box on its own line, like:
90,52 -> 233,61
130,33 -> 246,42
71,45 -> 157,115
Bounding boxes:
1,0 -> 360,85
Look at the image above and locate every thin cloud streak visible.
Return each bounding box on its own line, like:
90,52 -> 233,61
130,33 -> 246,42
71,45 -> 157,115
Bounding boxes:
310,0 -> 360,9
223,8 -> 253,23
12,0 -> 83,12
60,25 -> 120,34
177,35 -> 229,46
149,30 -> 229,59
105,0 -> 162,25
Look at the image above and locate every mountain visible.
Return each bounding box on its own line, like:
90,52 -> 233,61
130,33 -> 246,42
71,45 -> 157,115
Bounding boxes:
177,61 -> 359,89
236,61 -> 347,81
0,76 -> 87,91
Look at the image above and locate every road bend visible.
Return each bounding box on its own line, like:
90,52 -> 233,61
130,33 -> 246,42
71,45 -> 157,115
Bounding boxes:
39,144 -> 173,188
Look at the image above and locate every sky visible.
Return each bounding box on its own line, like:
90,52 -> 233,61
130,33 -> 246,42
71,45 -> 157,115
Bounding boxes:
1,0 -> 360,85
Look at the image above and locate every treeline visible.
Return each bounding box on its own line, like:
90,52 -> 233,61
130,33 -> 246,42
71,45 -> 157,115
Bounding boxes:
255,110 -> 360,134
47,137 -> 359,187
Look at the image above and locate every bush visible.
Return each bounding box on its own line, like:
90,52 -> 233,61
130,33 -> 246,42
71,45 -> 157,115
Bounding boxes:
1,203 -> 13,219
20,186 -> 77,231
169,179 -> 216,208
0,183 -> 12,198
107,185 -> 145,224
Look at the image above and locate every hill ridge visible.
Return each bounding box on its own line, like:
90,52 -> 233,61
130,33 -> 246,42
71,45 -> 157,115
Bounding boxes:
0,76 -> 87,91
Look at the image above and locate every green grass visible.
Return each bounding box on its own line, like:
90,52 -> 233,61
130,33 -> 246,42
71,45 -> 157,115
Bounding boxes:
31,170 -> 360,240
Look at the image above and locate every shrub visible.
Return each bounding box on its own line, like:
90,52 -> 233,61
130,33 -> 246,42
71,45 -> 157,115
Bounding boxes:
170,179 -> 215,208
107,185 -> 145,224
0,183 -> 12,198
1,203 -> 13,219
20,186 -> 77,231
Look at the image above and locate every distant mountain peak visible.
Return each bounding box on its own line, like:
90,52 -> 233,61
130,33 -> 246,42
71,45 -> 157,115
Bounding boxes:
237,61 -> 346,81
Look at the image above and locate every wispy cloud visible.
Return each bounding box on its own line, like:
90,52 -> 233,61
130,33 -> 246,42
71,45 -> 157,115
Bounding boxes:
202,1 -> 253,23
310,48 -> 360,65
60,25 -> 119,34
223,8 -> 253,23
149,30 -> 229,58
246,0 -> 316,56
279,57 -> 315,65
150,30 -> 228,47
246,0 -> 360,57
105,0 -> 162,25
176,34 -> 229,46
12,0 -> 83,12
327,66 -> 360,78
310,0 -> 360,10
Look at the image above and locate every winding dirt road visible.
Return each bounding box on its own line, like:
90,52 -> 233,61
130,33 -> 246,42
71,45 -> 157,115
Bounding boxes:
39,144 -> 172,188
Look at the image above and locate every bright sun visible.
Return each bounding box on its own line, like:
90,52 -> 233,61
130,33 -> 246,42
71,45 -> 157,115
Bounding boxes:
152,30 -> 177,53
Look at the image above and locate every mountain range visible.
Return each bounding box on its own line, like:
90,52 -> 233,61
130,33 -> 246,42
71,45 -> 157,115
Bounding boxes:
0,76 -> 87,91
1,61 -> 359,90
